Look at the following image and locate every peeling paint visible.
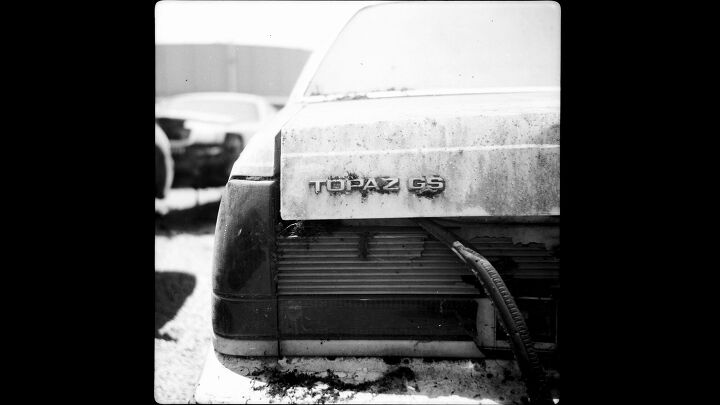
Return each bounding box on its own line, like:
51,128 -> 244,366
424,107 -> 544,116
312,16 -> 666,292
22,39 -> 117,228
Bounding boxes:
280,92 -> 559,220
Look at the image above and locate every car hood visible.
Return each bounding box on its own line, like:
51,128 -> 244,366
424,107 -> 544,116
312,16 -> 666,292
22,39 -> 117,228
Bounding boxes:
279,91 -> 560,220
155,108 -> 238,125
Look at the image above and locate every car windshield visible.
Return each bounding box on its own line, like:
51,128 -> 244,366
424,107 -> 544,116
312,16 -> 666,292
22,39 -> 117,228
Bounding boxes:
304,2 -> 560,98
168,98 -> 260,122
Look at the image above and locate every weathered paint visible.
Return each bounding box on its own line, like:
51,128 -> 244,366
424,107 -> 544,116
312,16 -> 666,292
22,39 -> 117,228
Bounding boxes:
280,92 -> 559,220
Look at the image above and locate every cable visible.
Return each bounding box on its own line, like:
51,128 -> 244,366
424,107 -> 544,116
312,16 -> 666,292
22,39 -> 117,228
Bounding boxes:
415,218 -> 555,405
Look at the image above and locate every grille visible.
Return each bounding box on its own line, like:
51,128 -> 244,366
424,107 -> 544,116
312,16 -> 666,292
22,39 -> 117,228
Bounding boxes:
276,227 -> 559,296
156,117 -> 190,140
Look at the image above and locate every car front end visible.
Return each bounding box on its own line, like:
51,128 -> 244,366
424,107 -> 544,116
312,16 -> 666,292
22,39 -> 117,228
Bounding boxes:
155,93 -> 270,187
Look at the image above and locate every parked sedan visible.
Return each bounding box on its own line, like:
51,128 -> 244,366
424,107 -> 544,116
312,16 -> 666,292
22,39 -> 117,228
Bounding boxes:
209,2 -> 559,404
155,92 -> 276,187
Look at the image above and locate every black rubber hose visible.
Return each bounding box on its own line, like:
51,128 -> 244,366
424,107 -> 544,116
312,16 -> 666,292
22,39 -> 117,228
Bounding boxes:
415,219 -> 554,405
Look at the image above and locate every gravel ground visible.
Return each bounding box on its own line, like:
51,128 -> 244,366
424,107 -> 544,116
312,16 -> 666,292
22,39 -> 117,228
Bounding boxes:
155,188 -> 223,404
196,354 -> 539,404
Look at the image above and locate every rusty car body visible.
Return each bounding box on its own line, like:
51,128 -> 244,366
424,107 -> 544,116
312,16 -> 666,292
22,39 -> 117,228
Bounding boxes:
212,1 -> 560,360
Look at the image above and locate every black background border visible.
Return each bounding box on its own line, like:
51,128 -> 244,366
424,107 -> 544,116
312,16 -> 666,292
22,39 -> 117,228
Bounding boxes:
12,0 -> 674,403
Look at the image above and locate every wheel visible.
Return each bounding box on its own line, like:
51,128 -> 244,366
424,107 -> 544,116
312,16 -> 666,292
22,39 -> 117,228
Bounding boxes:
156,125 -> 174,199
155,144 -> 173,199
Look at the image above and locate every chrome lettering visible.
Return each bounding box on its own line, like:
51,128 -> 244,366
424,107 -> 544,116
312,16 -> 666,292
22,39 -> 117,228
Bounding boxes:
382,177 -> 400,191
426,176 -> 445,190
408,177 -> 426,190
309,180 -> 324,194
326,179 -> 345,192
363,178 -> 379,191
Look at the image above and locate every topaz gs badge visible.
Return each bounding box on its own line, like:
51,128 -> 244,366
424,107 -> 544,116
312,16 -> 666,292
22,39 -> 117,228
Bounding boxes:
309,176 -> 445,196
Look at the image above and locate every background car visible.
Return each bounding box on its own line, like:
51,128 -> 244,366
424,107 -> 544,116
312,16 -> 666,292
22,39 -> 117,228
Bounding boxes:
155,92 -> 277,187
155,124 -> 173,199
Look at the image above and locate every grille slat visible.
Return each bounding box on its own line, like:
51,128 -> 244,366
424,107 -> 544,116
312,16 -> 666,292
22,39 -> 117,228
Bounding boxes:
276,290 -> 477,295
278,270 -> 469,275
280,275 -> 472,281
277,285 -> 472,289
156,117 -> 190,140
279,251 -> 551,259
278,260 -> 466,266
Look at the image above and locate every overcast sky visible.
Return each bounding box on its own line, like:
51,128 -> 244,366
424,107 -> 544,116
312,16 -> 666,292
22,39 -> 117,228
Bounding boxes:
155,1 -> 383,51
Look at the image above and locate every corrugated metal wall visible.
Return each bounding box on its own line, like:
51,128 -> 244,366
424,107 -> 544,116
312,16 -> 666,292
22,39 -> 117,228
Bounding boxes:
155,44 -> 311,105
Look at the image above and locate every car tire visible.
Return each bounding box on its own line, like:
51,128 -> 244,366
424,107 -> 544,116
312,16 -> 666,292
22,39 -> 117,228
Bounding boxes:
155,143 -> 173,199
